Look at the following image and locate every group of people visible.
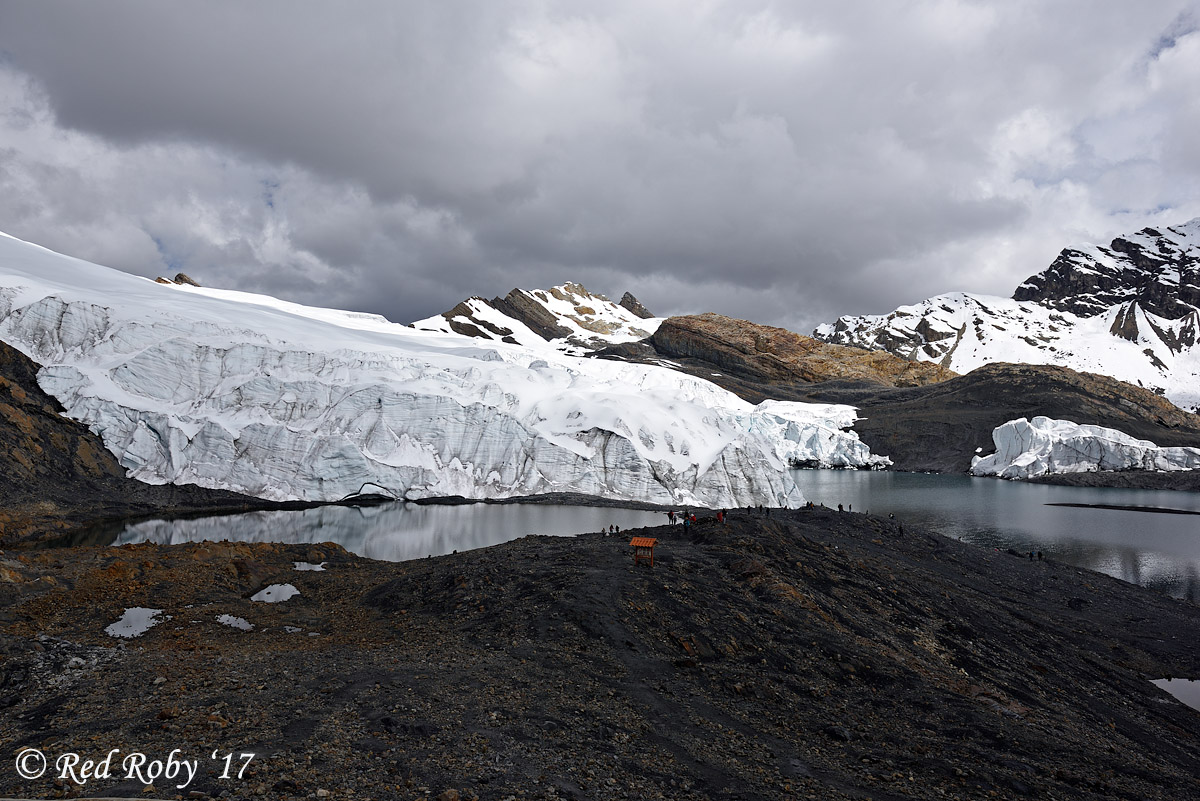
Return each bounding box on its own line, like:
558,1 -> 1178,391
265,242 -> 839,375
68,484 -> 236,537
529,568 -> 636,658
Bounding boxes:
665,509 -> 730,528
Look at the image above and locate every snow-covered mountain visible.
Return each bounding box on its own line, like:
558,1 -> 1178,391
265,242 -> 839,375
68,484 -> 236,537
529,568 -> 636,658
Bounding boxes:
0,232 -> 890,508
815,219 -> 1200,411
412,282 -> 662,355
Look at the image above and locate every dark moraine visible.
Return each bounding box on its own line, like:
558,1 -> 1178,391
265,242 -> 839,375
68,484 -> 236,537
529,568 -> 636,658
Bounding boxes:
0,506 -> 1197,800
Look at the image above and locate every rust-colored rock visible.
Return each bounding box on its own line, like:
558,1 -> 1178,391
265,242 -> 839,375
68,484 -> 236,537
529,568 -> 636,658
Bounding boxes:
649,313 -> 956,388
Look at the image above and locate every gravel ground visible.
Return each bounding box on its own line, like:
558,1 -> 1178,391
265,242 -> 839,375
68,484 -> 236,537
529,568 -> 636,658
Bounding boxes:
1,507 -> 1198,800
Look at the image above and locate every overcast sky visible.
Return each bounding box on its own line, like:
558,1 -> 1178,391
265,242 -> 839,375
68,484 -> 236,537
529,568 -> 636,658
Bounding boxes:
1,1 -> 1198,332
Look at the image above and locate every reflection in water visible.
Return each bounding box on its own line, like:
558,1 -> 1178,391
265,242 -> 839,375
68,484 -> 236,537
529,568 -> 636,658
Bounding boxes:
791,471 -> 1200,602
118,473 -> 1200,600
1150,679 -> 1200,713
115,503 -> 667,562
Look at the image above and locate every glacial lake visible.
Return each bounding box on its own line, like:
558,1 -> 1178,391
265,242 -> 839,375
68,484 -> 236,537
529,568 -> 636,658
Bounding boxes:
114,471 -> 1200,602
114,503 -> 667,563
791,470 -> 1200,602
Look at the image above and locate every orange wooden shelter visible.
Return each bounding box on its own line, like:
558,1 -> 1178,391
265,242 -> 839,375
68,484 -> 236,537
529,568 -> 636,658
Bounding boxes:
630,536 -> 658,567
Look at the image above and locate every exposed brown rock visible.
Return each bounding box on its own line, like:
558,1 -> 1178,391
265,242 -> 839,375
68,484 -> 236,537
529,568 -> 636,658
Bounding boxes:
173,272 -> 201,287
649,313 -> 957,387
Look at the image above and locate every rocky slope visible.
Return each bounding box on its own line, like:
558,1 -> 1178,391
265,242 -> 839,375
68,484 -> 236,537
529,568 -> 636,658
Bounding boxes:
817,363 -> 1200,474
648,313 -> 957,387
1,509 -> 1197,800
815,219 -> 1200,411
1013,220 -> 1200,318
0,341 -> 304,545
594,312 -> 956,404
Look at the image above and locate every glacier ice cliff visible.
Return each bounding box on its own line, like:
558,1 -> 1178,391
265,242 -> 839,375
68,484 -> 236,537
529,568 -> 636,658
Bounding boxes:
0,232 -> 889,507
970,416 -> 1200,479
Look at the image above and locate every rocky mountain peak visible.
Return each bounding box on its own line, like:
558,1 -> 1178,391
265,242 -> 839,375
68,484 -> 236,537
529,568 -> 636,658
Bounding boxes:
1013,218 -> 1200,319
618,291 -> 654,319
411,282 -> 661,353
815,218 -> 1200,412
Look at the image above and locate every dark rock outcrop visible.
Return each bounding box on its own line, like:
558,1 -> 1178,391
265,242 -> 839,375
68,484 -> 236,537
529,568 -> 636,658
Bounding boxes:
598,315 -> 1200,474
823,363 -> 1200,473
618,291 -> 654,319
1013,222 -> 1200,319
490,288 -> 573,340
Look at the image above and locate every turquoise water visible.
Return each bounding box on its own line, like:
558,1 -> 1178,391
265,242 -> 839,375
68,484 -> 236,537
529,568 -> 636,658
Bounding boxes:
791,470 -> 1200,601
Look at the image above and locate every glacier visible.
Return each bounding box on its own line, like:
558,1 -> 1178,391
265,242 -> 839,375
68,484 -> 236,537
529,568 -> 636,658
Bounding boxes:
0,231 -> 890,507
970,416 -> 1200,479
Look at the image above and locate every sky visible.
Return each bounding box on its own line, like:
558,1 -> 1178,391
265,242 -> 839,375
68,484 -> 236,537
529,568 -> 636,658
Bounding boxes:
1,1 -> 1199,334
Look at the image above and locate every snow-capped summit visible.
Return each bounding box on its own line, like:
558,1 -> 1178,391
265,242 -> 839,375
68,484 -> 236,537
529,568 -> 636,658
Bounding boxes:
814,219 -> 1200,412
411,282 -> 662,355
1014,219 -> 1200,319
0,231 -> 890,508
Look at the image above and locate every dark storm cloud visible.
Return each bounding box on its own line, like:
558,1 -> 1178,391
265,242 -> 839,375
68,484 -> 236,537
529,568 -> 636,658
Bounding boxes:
1,0 -> 1199,332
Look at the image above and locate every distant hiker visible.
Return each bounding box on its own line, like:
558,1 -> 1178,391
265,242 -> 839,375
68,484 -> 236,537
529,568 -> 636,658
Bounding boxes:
616,525 -> 620,534
668,510 -> 675,524
1037,551 -> 1044,560
1028,551 -> 1034,561
848,504 -> 852,512
838,504 -> 844,512
609,524 -> 614,535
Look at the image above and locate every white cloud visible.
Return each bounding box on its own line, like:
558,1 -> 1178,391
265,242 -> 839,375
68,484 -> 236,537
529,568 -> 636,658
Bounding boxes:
0,0 -> 1197,331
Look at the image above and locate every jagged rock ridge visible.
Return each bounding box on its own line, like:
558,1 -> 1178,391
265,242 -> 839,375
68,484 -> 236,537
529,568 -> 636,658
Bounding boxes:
412,282 -> 660,354
1014,222 -> 1200,318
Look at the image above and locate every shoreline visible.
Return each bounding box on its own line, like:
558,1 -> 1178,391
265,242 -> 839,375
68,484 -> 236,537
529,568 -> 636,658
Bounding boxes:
1044,501 -> 1200,515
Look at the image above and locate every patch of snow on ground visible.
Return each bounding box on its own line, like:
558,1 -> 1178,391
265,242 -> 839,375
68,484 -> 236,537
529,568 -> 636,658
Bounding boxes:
293,562 -> 327,571
251,584 -> 300,603
216,614 -> 253,630
105,607 -> 167,639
